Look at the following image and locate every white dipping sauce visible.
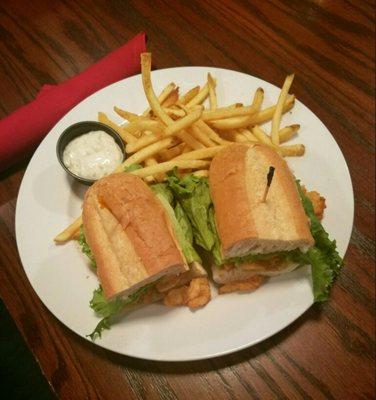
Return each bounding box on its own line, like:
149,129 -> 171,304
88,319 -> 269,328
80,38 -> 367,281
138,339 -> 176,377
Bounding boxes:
63,131 -> 123,180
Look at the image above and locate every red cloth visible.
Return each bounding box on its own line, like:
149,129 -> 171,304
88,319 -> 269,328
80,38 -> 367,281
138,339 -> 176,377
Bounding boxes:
0,32 -> 146,172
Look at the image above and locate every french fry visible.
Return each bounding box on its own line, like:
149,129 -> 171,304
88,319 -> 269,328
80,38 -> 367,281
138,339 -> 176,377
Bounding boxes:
185,79 -> 215,107
141,53 -> 203,152
252,88 -> 264,111
113,107 -> 139,121
176,131 -> 204,150
131,160 -> 211,178
141,53 -> 173,126
189,125 -> 216,147
216,130 -> 244,143
158,143 -> 186,161
161,88 -> 179,108
193,170 -> 209,177
238,128 -> 258,142
206,88 -> 269,130
271,74 -> 294,145
208,115 -> 254,130
175,100 -> 189,112
279,124 -> 300,143
54,216 -> 83,243
242,94 -> 295,127
132,130 -> 143,138
114,83 -> 181,125
278,144 -> 305,157
98,112 -> 137,144
208,73 -> 217,110
123,137 -> 179,167
126,108 -> 203,153
252,125 -> 274,146
180,86 -> 200,105
163,108 -> 186,118
163,107 -> 204,136
229,103 -> 244,108
202,103 -> 259,121
142,82 -> 176,116
194,120 -> 227,144
120,128 -> 138,144
144,158 -> 158,183
232,132 -> 250,143
98,112 -> 123,136
125,120 -> 165,137
174,145 -> 227,160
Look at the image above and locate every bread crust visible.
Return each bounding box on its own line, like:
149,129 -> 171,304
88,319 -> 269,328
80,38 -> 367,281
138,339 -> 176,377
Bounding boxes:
83,173 -> 188,299
209,144 -> 314,258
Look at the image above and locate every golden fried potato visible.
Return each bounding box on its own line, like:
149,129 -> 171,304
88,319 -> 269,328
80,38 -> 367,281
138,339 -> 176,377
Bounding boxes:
218,275 -> 266,295
186,277 -> 211,308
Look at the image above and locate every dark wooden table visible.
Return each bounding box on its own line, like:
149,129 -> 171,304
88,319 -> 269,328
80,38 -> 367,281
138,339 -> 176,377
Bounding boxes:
0,1 -> 374,399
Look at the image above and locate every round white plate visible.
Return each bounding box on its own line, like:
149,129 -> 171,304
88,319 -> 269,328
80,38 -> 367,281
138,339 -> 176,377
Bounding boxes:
15,67 -> 354,361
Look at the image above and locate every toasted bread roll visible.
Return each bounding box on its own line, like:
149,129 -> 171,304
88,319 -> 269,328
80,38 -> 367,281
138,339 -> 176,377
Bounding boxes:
209,143 -> 314,259
83,173 -> 188,299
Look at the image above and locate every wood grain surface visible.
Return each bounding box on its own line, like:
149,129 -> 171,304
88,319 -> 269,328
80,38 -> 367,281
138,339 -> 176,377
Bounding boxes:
0,0 -> 374,399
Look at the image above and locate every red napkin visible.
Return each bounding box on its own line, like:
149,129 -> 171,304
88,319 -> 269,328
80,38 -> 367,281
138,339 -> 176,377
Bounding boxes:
0,32 -> 146,172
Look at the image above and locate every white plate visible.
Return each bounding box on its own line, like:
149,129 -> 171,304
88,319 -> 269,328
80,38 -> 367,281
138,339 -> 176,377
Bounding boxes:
15,67 -> 354,361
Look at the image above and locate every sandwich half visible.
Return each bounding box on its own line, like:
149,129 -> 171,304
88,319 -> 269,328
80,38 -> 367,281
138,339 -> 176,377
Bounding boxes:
164,144 -> 342,301
209,143 -> 314,292
81,172 -> 209,339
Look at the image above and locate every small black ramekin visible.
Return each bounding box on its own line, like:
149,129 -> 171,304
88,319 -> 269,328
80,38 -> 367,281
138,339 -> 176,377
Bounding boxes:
56,121 -> 126,185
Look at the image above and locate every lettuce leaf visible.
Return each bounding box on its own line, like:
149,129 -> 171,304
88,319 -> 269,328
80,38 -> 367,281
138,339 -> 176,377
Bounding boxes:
175,202 -> 194,244
208,206 -> 223,266
166,171 -> 217,251
296,181 -> 344,301
151,182 -> 174,204
78,226 -> 96,269
124,163 -> 143,172
87,285 -> 152,340
151,183 -> 201,264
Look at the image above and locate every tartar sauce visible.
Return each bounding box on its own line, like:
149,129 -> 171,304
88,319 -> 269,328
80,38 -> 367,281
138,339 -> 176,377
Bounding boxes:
63,131 -> 123,180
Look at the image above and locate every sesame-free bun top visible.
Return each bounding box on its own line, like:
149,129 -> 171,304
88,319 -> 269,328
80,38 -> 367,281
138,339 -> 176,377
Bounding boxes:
82,173 -> 188,300
209,143 -> 314,259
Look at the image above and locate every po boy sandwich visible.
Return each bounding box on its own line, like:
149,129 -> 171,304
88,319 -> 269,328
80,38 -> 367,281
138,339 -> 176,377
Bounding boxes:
165,143 -> 343,301
209,143 -> 314,293
80,172 -> 210,339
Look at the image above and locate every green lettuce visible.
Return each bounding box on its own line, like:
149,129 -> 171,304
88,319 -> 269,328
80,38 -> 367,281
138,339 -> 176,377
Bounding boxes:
151,182 -> 174,204
124,163 -> 143,172
166,171 -> 218,251
88,285 -> 152,340
78,226 -> 96,269
208,206 -> 223,266
296,181 -> 344,301
151,183 -> 201,264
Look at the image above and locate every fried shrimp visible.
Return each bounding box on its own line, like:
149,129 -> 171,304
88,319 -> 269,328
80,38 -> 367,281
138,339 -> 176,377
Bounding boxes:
218,275 -> 266,295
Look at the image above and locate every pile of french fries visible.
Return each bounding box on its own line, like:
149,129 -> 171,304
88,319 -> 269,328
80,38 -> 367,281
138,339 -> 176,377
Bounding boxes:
54,53 -> 304,243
